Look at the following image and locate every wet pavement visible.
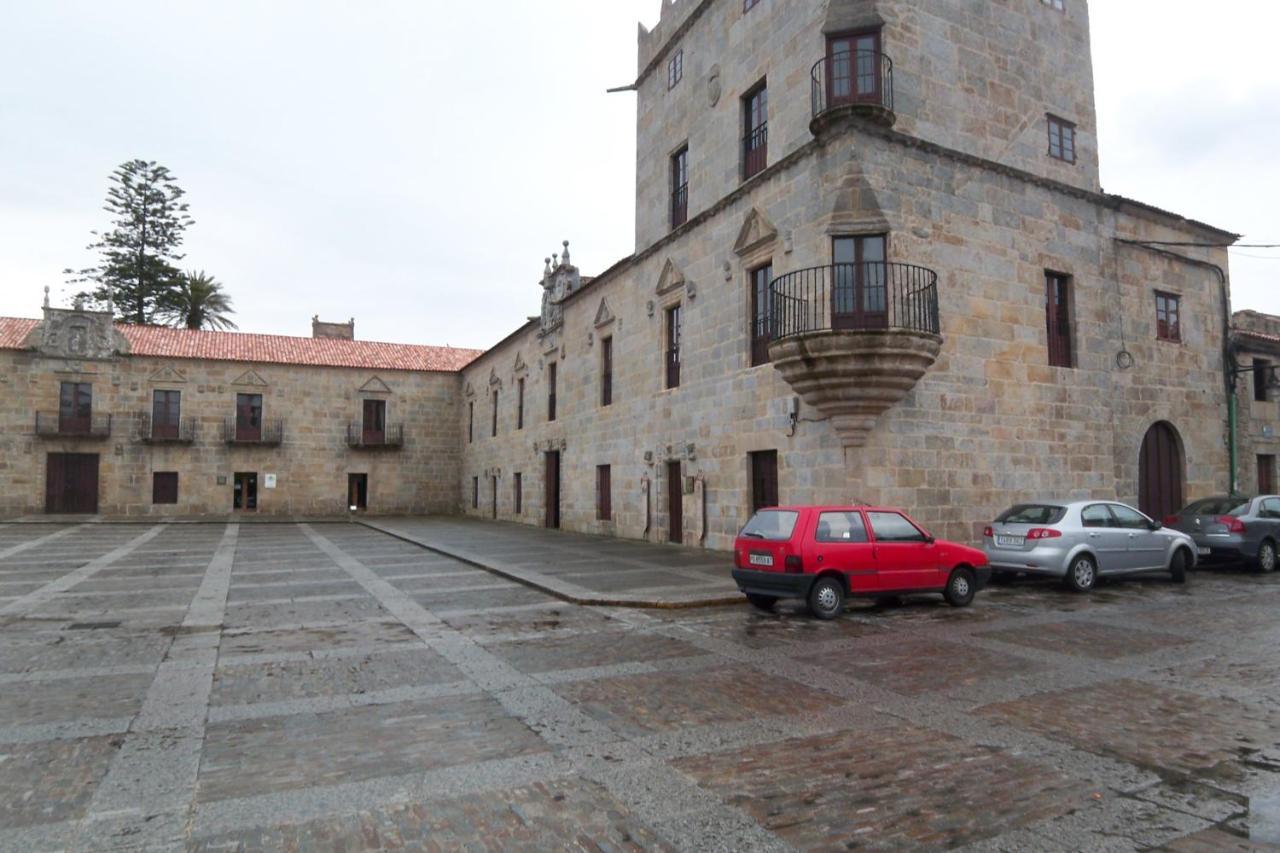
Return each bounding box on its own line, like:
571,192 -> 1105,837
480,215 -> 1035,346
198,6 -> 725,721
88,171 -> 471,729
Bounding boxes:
0,521 -> 1278,850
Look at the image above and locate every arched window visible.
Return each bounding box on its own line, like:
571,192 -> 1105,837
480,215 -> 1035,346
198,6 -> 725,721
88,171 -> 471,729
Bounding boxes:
1138,422 -> 1185,520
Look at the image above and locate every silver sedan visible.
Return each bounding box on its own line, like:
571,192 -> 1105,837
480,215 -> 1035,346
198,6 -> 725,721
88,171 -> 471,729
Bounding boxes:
1166,495 -> 1280,572
982,501 -> 1197,592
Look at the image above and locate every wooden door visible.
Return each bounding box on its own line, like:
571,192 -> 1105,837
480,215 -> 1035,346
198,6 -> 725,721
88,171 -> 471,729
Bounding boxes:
1138,423 -> 1184,521
348,473 -> 368,510
831,236 -> 887,330
668,461 -> 683,544
827,32 -> 881,106
750,450 -> 779,513
236,394 -> 262,442
544,451 -> 560,529
362,399 -> 385,445
152,390 -> 181,439
45,453 -> 99,514
1259,455 -> 1276,495
233,472 -> 258,511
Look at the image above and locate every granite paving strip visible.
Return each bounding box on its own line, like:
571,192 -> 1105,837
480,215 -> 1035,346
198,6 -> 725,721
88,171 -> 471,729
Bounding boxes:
0,525 -> 166,617
0,523 -> 85,562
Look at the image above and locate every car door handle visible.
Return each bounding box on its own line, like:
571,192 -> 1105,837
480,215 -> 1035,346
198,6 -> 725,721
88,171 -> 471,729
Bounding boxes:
1089,533 -> 1100,538
816,555 -> 824,563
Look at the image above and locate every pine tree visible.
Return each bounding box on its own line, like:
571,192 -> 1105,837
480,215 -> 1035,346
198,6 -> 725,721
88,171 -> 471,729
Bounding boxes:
66,159 -> 194,324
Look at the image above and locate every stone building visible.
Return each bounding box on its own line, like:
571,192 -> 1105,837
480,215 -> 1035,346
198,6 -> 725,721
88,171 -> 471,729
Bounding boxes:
457,0 -> 1237,548
1232,310 -> 1280,495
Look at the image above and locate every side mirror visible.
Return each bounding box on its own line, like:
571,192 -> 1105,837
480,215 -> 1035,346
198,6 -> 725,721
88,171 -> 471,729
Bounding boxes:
924,536 -> 936,545
1149,521 -> 1163,531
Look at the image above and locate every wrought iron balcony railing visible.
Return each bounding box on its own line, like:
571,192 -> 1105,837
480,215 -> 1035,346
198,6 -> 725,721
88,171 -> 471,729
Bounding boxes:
810,50 -> 895,129
138,414 -> 198,444
346,422 -> 404,449
768,262 -> 940,341
35,412 -> 112,439
222,417 -> 284,446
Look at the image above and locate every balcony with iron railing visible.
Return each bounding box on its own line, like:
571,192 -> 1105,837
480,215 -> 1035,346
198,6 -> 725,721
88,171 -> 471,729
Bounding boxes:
810,49 -> 895,135
35,412 -> 112,439
222,417 -> 285,446
766,262 -> 942,447
138,414 -> 198,444
346,422 -> 404,450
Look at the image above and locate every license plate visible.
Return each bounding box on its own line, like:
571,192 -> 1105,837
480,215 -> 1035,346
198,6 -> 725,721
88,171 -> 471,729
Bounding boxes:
1198,547 -> 1211,556
996,535 -> 1025,547
748,553 -> 774,567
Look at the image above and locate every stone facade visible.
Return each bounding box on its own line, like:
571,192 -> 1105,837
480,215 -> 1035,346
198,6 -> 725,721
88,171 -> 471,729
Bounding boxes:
1231,310 -> 1280,494
458,0 -> 1236,548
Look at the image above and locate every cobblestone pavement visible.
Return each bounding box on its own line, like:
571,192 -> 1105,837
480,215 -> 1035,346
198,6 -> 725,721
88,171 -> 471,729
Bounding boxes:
1,521 -> 1279,851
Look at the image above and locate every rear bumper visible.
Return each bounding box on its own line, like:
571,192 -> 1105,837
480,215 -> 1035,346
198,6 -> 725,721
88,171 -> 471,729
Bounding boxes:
1185,533 -> 1250,565
732,569 -> 815,599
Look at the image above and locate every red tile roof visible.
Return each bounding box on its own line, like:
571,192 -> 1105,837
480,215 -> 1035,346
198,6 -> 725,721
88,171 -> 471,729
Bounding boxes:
0,316 -> 483,373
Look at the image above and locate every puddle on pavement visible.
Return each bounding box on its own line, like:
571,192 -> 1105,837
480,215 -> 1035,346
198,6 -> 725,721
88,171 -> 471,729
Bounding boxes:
1247,790 -> 1280,843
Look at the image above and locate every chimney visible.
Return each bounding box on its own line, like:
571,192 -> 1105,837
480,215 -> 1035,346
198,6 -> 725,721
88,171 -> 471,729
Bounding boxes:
312,315 -> 355,340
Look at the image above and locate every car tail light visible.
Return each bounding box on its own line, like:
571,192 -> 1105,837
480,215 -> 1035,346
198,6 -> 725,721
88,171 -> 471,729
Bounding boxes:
983,526 -> 993,538
1026,528 -> 1063,540
1163,515 -> 1180,526
784,555 -> 803,574
734,549 -> 744,570
1219,516 -> 1247,534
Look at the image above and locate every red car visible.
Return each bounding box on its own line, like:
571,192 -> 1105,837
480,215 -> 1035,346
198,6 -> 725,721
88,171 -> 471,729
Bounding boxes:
731,505 -> 992,619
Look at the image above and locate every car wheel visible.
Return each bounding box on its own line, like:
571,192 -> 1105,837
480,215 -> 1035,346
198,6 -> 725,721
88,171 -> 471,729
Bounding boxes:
944,567 -> 977,607
745,593 -> 778,612
1064,555 -> 1097,593
1169,548 -> 1189,584
1259,540 -> 1277,574
807,576 -> 845,620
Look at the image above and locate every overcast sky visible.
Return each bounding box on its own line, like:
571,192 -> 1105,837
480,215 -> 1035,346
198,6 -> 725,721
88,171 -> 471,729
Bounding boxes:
1,1 -> 1276,349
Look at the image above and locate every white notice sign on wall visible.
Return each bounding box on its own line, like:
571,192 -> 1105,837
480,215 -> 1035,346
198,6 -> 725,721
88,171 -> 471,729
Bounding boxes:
264,474 -> 277,489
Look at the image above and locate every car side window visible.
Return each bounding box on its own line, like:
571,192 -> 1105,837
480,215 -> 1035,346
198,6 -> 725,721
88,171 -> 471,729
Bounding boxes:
1109,505 -> 1150,530
816,511 -> 869,543
867,511 -> 926,543
1081,504 -> 1112,528
1263,498 -> 1280,519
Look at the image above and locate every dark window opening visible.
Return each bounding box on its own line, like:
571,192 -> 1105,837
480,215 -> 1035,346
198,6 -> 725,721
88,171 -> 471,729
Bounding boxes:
514,472 -> 522,515
1155,292 -> 1181,342
750,262 -> 774,366
517,377 -> 525,430
472,476 -> 479,510
667,49 -> 683,89
743,82 -> 768,180
1045,271 -> 1074,368
235,394 -> 263,442
548,362 -> 558,422
831,234 -> 888,330
492,475 -> 498,519
671,146 -> 688,229
601,336 -> 613,407
233,472 -> 258,511
492,390 -> 499,438
468,401 -> 474,443
152,390 -> 181,439
1048,115 -> 1076,163
348,473 -> 368,511
750,450 -> 779,514
59,382 -> 92,434
1255,359 -> 1272,402
152,472 -> 178,505
665,304 -> 682,389
362,399 -> 386,445
597,465 -> 612,521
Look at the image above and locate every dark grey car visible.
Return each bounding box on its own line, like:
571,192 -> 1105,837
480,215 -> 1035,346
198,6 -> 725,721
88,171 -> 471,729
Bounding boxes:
1166,495 -> 1280,572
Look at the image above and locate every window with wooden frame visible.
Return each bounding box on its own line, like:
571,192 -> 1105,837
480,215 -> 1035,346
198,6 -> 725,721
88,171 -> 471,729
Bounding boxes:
1155,292 -> 1181,342
596,465 -> 612,521
1255,359 -> 1273,403
152,472 -> 178,505
670,146 -> 688,229
601,335 -> 613,407
58,382 -> 92,434
513,472 -> 522,514
547,362 -> 558,422
516,377 -> 525,430
1259,455 -> 1276,494
152,390 -> 181,439
1047,115 -> 1076,163
1045,271 -> 1074,368
665,304 -> 683,389
235,393 -> 263,442
742,81 -> 768,180
362,399 -> 386,445
831,234 -> 888,330
491,390 -> 499,437
667,49 -> 683,89
750,261 -> 774,366
826,29 -> 883,107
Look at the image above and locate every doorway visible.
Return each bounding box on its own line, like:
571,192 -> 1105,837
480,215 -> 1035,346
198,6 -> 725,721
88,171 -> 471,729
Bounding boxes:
668,460 -> 683,544
233,472 -> 258,511
544,451 -> 561,529
348,473 -> 368,511
45,453 -> 99,514
1138,422 -> 1184,521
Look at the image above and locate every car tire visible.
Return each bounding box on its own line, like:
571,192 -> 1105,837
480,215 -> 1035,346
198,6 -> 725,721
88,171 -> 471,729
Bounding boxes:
1064,555 -> 1097,593
807,576 -> 845,620
1169,548 -> 1189,584
944,567 -> 977,607
745,593 -> 777,612
1258,540 -> 1277,574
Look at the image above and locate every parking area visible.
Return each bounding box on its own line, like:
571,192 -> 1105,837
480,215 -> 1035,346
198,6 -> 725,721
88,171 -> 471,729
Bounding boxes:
1,520 -> 1279,850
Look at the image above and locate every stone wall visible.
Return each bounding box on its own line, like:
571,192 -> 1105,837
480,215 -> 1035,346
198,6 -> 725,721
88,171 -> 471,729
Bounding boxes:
1232,311 -> 1280,494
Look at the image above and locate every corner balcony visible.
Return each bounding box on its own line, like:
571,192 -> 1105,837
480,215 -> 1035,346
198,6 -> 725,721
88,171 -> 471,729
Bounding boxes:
767,263 -> 942,448
810,50 -> 896,135
221,417 -> 284,447
35,412 -> 112,440
346,422 -> 404,450
139,414 -> 198,444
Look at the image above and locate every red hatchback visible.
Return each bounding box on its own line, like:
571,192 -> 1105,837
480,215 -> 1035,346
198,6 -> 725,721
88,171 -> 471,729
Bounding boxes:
731,505 -> 992,619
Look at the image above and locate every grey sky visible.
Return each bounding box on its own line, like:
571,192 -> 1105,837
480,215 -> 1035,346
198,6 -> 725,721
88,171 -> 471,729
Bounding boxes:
1,1 -> 1276,350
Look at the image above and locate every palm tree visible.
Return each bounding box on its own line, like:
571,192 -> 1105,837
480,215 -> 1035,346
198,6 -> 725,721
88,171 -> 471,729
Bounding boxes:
166,271 -> 237,331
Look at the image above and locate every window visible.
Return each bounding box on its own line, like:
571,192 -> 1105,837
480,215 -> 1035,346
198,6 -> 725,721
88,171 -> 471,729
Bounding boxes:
472,477 -> 478,509
826,30 -> 883,106
348,473 -> 368,511
750,262 -> 774,366
743,0 -> 761,11
741,509 -> 798,541
665,304 -> 682,389
59,382 -> 92,434
152,390 -> 181,439
492,476 -> 498,519
1081,504 -> 1112,528
743,81 -> 768,180
1109,504 -> 1151,530
667,49 -> 683,89
468,401 -> 474,443
749,450 -> 778,513
1155,292 -> 1181,342
547,362 -> 557,421
152,472 -> 178,505
1045,271 -> 1074,368
491,390 -> 498,438
1047,115 -> 1076,163
1041,0 -> 1065,10
816,511 -> 869,543
362,399 -> 386,443
235,393 -> 263,442
596,465 -> 612,521
1255,359 -> 1272,403
671,147 -> 688,229
867,511 -> 927,542
1259,456 -> 1276,495
517,377 -> 525,430
1262,497 -> 1280,517
601,336 -> 613,407
514,472 -> 522,514
831,235 -> 888,329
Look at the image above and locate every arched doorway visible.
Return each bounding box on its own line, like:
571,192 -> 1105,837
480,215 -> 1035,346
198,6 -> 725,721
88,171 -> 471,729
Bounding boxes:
1138,422 -> 1185,521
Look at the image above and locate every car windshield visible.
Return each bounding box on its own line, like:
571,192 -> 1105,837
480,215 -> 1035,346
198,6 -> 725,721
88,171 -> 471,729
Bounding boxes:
996,504 -> 1067,525
1184,497 -> 1251,517
740,510 -> 799,541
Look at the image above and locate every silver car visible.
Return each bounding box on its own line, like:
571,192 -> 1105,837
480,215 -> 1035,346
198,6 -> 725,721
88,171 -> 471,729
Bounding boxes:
982,501 -> 1197,592
1166,495 -> 1280,572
